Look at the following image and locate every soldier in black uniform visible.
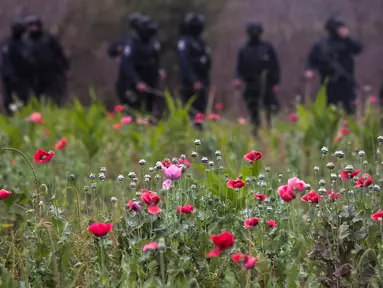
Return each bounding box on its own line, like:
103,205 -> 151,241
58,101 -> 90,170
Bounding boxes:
305,16 -> 362,114
0,19 -> 32,114
117,16 -> 165,113
177,13 -> 211,119
24,16 -> 70,105
233,21 -> 280,129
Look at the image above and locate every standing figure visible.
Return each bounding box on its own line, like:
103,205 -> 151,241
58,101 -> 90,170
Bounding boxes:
0,19 -> 32,114
117,16 -> 164,114
233,21 -> 280,130
177,13 -> 211,120
25,16 -> 70,105
305,16 -> 362,114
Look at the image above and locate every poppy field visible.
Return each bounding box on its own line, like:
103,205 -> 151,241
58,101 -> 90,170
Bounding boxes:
0,91 -> 383,287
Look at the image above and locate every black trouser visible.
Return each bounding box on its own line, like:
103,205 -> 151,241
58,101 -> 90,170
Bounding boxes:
2,76 -> 30,114
243,82 -> 279,128
117,81 -> 158,114
32,73 -> 67,106
181,84 -> 209,117
326,79 -> 356,114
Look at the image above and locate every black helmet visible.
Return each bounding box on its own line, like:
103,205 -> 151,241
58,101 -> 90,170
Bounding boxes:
246,21 -> 263,39
25,15 -> 43,29
148,20 -> 158,37
184,13 -> 205,36
128,12 -> 144,31
136,16 -> 153,42
10,18 -> 26,39
325,16 -> 345,35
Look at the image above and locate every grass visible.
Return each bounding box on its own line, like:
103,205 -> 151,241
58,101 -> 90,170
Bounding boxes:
0,90 -> 383,287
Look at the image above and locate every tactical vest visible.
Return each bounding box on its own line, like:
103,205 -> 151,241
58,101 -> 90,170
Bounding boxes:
239,42 -> 270,82
186,36 -> 211,78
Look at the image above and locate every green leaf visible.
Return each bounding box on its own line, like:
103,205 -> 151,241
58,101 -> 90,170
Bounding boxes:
339,223 -> 350,240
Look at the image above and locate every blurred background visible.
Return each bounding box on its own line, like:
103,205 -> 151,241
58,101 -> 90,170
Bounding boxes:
1,0 -> 382,116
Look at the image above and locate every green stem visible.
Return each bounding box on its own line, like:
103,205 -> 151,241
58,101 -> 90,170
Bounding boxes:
159,251 -> 165,283
1,147 -> 40,221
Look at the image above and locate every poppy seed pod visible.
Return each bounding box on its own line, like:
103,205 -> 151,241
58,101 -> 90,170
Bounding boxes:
208,161 -> 214,167
149,167 -> 154,173
215,150 -> 222,157
358,150 -> 365,158
334,151 -> 344,158
378,136 -> 383,144
321,146 -> 328,155
258,174 -> 265,180
219,166 -> 224,171
129,182 -> 136,189
111,197 -> 117,204
201,157 -> 208,164
330,173 -> 338,181
100,167 -> 107,173
180,154 -> 186,160
84,186 -> 89,192
373,185 -> 380,192
314,166 -> 320,172
89,173 -> 96,180
117,175 -> 124,181
216,156 -> 222,161
191,152 -> 198,158
139,159 -> 146,166
305,184 -> 311,191
326,162 -> 335,170
155,174 -> 161,181
91,183 -> 96,190
128,172 -> 137,179
98,173 -> 105,181
344,165 -> 354,173
194,139 -> 201,145
319,179 -> 326,186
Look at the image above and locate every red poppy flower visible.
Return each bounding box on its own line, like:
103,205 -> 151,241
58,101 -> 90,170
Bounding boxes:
162,159 -> 172,168
88,222 -> 113,237
143,242 -> 159,252
127,200 -> 141,212
177,204 -> 194,214
253,193 -> 266,202
141,189 -> 161,215
355,173 -> 373,188
238,117 -> 247,125
55,138 -> 67,150
227,178 -> 245,189
206,231 -> 235,258
343,120 -> 349,126
301,190 -> 323,204
287,177 -> 305,193
369,95 -> 378,104
178,158 -> 191,168
327,190 -> 341,201
194,113 -> 205,123
34,149 -> 54,163
113,123 -> 122,130
208,113 -> 220,121
370,211 -> 383,223
27,112 -> 44,124
0,189 -> 12,200
114,105 -> 124,113
289,113 -> 298,122
121,116 -> 132,125
107,112 -> 115,119
231,253 -> 257,269
278,185 -> 296,202
244,218 -> 260,229
215,102 -> 224,110
266,219 -> 277,228
339,128 -> 350,136
341,169 -> 361,180
243,150 -> 262,163
334,135 -> 342,142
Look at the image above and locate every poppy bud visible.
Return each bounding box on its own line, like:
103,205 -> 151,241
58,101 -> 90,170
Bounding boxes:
27,220 -> 32,226
208,161 -> 214,167
265,167 -> 270,173
191,152 -> 198,158
194,139 -> 201,145
100,167 -> 107,173
155,174 -> 161,181
219,166 -> 224,171
278,173 -> 283,179
39,201 -> 44,207
201,157 -> 208,164
89,173 -> 96,180
149,167 -> 154,173
326,162 -> 335,170
363,160 -> 368,166
319,179 -> 326,186
334,151 -> 344,158
205,169 -> 209,173
215,150 -> 221,157
69,173 -> 76,181
117,175 -> 124,181
139,159 -> 146,166
158,237 -> 166,251
320,146 -> 328,155
314,166 -> 319,172
84,186 -> 89,192
98,173 -> 105,181
191,184 -> 197,190
358,150 -> 365,158
128,172 -> 136,179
